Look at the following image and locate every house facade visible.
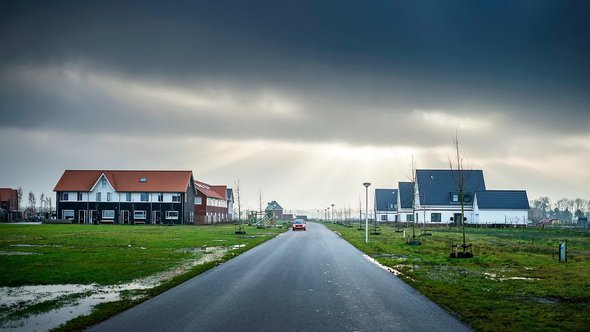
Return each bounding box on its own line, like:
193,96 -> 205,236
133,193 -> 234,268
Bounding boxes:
473,190 -> 529,225
414,169 -> 486,225
397,182 -> 414,222
0,188 -> 19,222
54,170 -> 196,225
194,181 -> 227,224
412,169 -> 529,226
265,200 -> 284,220
375,189 -> 398,222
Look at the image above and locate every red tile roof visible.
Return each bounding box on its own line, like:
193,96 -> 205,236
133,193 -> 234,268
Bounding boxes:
211,185 -> 227,199
194,181 -> 225,199
54,170 -> 193,193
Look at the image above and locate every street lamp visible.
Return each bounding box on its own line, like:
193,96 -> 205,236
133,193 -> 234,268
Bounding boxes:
363,182 -> 371,243
331,204 -> 335,223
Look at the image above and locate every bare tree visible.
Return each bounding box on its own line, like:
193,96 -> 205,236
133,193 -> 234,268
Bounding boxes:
234,179 -> 245,233
28,191 -> 36,215
408,155 -> 419,244
39,193 -> 45,215
47,197 -> 53,216
17,186 -> 23,212
448,131 -> 470,256
258,188 -> 263,213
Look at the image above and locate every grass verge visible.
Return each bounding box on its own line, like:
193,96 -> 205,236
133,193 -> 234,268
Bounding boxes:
326,223 -> 590,332
0,223 -> 287,330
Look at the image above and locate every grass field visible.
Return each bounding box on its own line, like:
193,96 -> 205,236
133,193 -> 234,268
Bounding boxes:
0,223 -> 287,330
326,223 -> 590,332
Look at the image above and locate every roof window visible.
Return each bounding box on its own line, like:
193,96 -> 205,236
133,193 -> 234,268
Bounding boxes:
139,177 -> 148,183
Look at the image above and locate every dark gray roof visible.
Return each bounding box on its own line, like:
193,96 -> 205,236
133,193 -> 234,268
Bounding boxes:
266,200 -> 283,211
476,190 -> 530,210
375,189 -> 398,211
416,169 -> 486,206
398,182 -> 414,209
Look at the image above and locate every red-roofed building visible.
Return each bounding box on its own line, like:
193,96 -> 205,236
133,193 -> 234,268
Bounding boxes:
0,188 -> 19,222
194,181 -> 228,224
53,170 -> 196,224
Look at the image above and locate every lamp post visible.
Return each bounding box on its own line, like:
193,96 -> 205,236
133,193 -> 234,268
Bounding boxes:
331,204 -> 335,223
363,182 -> 371,243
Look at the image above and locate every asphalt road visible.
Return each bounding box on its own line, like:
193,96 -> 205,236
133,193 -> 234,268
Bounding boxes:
89,223 -> 471,332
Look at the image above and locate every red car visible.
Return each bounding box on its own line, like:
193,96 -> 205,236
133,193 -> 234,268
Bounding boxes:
292,219 -> 306,231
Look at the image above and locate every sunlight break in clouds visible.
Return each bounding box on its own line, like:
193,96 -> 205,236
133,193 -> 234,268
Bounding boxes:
413,109 -> 494,131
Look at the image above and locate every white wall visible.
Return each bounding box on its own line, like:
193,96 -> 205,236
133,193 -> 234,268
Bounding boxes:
474,210 -> 529,225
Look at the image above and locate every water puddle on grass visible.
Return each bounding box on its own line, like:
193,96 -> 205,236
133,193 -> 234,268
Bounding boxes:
363,255 -> 409,277
0,247 -> 228,331
0,251 -> 39,256
483,272 -> 540,281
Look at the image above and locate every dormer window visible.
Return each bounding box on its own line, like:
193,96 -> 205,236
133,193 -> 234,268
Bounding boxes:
139,177 -> 148,183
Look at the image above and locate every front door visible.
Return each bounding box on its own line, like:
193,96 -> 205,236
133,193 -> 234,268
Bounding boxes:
120,210 -> 130,224
152,211 -> 160,225
454,213 -> 462,227
90,210 -> 98,224
78,210 -> 86,224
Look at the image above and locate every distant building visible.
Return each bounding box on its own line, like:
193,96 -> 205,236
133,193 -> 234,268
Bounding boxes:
265,200 -> 284,220
54,170 -> 196,224
194,181 -> 228,225
0,188 -> 19,222
283,213 -> 294,220
375,189 -> 398,222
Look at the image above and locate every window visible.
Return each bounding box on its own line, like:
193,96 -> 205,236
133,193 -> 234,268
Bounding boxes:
107,192 -> 111,202
452,194 -> 459,202
166,211 -> 179,219
431,213 -> 442,222
195,197 -> 203,205
134,210 -> 146,220
101,177 -> 106,188
172,194 -> 181,202
140,193 -> 149,202
63,210 -> 74,220
406,214 -> 414,222
77,192 -> 83,201
381,215 -> 387,221
126,193 -> 132,202
139,177 -> 148,183
102,210 -> 115,219
62,193 -> 69,201
96,192 -> 102,201
158,193 -> 164,202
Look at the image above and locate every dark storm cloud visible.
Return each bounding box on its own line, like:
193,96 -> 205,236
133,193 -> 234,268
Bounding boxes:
1,0 -> 590,143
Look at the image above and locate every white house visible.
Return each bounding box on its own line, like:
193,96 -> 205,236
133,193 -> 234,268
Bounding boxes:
375,188 -> 398,222
473,190 -> 529,225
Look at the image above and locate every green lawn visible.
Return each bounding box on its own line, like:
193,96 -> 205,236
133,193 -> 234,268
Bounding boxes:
0,223 -> 284,286
0,223 -> 287,330
326,224 -> 590,332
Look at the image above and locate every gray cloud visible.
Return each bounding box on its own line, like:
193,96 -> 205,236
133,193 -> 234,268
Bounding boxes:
1,1 -> 589,207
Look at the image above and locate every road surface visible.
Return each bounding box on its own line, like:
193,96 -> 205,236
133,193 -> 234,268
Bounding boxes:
89,222 -> 470,331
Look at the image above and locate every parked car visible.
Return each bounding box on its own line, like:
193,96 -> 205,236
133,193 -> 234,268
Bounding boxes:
292,219 -> 306,231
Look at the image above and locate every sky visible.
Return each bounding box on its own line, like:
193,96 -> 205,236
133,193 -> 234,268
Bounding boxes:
1,1 -> 589,214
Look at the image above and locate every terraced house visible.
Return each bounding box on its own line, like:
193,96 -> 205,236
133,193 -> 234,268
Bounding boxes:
54,170 -> 196,224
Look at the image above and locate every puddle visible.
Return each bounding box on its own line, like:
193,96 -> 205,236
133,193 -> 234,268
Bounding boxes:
10,244 -> 62,248
0,251 -> 39,256
0,247 -> 229,331
483,272 -> 540,281
363,255 -> 405,276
